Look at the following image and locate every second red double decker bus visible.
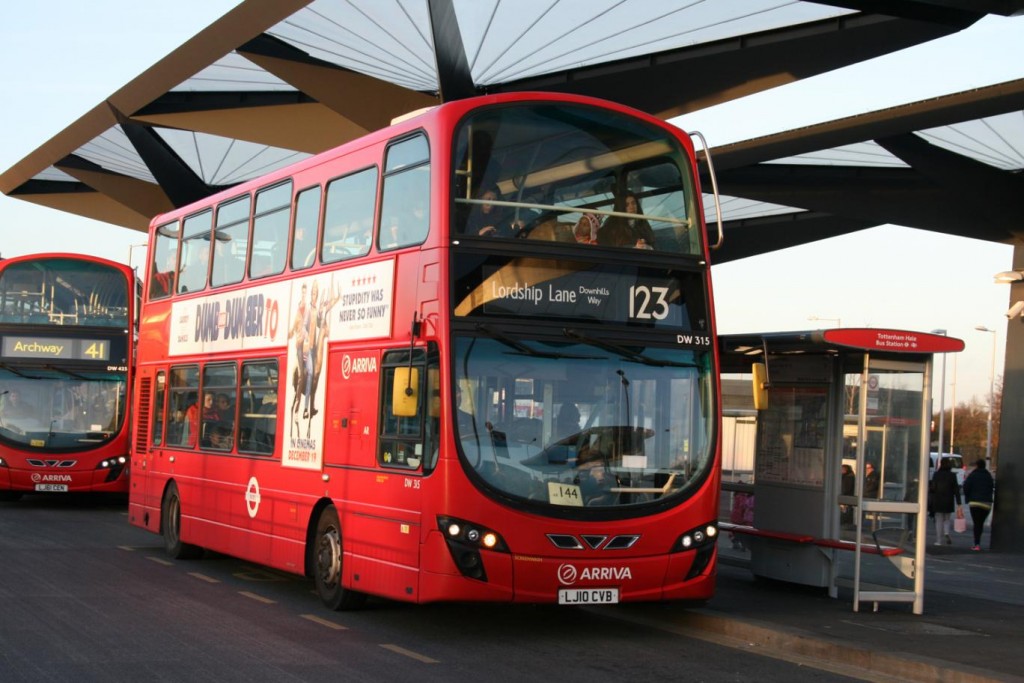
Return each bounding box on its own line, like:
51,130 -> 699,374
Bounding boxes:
129,91 -> 721,608
0,253 -> 135,500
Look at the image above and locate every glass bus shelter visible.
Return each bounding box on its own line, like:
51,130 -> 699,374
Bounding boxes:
718,328 -> 964,614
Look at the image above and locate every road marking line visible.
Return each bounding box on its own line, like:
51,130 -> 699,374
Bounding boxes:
188,572 -> 220,583
300,614 -> 348,630
239,591 -> 276,604
147,556 -> 173,566
380,644 -> 439,664
117,545 -> 136,551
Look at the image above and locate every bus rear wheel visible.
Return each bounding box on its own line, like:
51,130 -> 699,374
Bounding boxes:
162,482 -> 202,559
313,506 -> 366,610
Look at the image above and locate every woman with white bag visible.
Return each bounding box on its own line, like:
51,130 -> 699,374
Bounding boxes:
929,457 -> 962,546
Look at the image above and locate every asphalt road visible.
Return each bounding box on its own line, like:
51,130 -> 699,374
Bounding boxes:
0,494 -> 860,683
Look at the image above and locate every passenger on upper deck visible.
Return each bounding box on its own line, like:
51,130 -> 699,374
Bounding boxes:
598,192 -> 655,250
150,248 -> 178,298
573,213 -> 600,244
466,185 -> 518,238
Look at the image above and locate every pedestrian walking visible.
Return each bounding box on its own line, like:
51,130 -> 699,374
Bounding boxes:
929,457 -> 962,545
963,458 -> 995,551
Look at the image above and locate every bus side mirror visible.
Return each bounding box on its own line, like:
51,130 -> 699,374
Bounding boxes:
393,367 -> 420,417
752,363 -> 768,410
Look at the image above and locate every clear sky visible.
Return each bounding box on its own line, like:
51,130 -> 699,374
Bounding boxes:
0,3 -> 1020,405
677,14 -> 1024,407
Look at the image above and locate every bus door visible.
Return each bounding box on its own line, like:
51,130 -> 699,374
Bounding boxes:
324,348 -> 380,468
337,345 -> 438,599
846,356 -> 929,613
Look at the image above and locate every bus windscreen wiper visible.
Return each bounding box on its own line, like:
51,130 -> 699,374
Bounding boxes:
475,324 -> 596,360
44,365 -> 88,380
562,328 -> 697,368
0,362 -> 42,379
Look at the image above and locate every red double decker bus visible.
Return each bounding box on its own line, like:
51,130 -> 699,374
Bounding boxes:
0,253 -> 135,500
129,92 -> 721,608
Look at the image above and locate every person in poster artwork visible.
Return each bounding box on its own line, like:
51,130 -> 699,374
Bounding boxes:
288,282 -> 310,436
306,277 -> 341,423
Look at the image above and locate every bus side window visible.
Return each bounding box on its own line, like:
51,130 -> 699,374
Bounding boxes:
291,186 -> 321,271
149,221 -> 179,300
322,167 -> 377,263
239,360 -> 279,455
379,351 -> 425,470
168,365 -> 200,447
151,370 -> 166,447
177,211 -> 213,294
379,134 -> 430,251
211,195 -> 250,288
202,363 -> 238,451
251,182 -> 291,279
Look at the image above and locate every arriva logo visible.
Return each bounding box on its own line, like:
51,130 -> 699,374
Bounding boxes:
341,354 -> 377,380
557,563 -> 632,585
31,473 -> 72,483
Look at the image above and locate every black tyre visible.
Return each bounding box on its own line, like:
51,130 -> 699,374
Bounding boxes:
313,506 -> 366,610
161,482 -> 202,559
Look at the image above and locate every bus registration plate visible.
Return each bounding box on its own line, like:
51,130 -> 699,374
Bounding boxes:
34,484 -> 68,492
558,588 -> 619,605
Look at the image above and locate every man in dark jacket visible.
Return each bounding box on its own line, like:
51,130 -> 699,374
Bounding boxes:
963,459 -> 995,551
930,458 -> 962,545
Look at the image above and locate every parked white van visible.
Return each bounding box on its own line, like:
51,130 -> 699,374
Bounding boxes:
930,452 -> 965,488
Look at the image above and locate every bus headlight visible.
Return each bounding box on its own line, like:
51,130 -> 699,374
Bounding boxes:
95,455 -> 128,482
437,515 -> 510,582
672,522 -> 718,553
96,455 -> 128,470
672,522 -> 718,580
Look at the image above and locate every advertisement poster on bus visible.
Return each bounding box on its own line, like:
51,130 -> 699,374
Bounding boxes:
169,281 -> 292,356
167,261 -> 393,470
282,261 -> 394,470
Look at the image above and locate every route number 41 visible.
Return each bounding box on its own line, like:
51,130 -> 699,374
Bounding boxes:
83,341 -> 106,359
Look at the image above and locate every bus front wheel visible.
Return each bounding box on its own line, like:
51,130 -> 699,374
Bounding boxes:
162,482 -> 202,559
313,506 -> 366,610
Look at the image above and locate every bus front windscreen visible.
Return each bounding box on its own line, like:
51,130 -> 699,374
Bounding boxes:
453,335 -> 714,511
0,374 -> 126,449
452,101 -> 701,256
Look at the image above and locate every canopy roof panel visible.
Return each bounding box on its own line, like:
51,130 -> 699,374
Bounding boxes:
2,0 -> 1022,258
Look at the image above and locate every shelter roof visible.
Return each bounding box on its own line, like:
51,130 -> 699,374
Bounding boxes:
2,0 -> 1022,262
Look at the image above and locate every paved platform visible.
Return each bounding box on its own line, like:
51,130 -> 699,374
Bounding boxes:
690,536 -> 1024,682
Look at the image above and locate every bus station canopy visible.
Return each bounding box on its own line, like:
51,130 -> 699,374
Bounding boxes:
1,0 -> 1023,264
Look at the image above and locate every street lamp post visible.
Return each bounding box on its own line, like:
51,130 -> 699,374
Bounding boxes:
931,329 -> 947,458
950,354 -> 957,455
974,325 -> 996,466
127,242 -> 148,271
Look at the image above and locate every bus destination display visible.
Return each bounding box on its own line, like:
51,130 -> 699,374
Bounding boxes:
2,335 -> 110,362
